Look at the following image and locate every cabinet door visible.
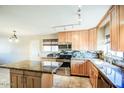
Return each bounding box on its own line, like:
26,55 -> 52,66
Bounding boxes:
41,73 -> 53,88
119,5 -> 124,51
89,64 -> 99,88
93,72 -> 98,88
110,6 -> 119,51
87,61 -> 91,77
72,31 -> 80,50
71,63 -> 80,75
24,76 -> 41,88
11,73 -> 23,88
79,62 -> 88,76
58,32 -> 67,43
66,31 -> 72,43
97,76 -> 110,88
92,65 -> 98,88
80,30 -> 89,50
88,29 -> 97,50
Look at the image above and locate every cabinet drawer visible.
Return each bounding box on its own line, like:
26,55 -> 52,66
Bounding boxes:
24,71 -> 41,77
10,69 -> 23,74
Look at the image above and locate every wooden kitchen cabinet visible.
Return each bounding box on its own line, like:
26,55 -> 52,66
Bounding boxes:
71,62 -> 80,75
110,5 -> 124,51
58,31 -> 72,43
119,5 -> 124,51
80,30 -> 89,50
58,29 -> 97,51
58,32 -> 67,43
87,61 -> 92,77
79,61 -> 88,76
23,71 -> 41,88
10,69 -> 24,88
10,69 -> 42,88
110,5 -> 120,51
89,63 -> 99,88
11,73 -> 24,88
88,29 -> 97,50
72,31 -> 80,50
23,75 -> 41,88
41,73 -> 53,88
66,31 -> 72,43
97,74 -> 111,88
71,61 -> 88,76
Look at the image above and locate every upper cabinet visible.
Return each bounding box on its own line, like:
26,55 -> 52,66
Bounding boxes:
80,30 -> 89,50
110,5 -> 124,51
58,31 -> 72,43
72,31 -> 80,50
66,31 -> 72,43
88,29 -> 97,50
119,5 -> 124,51
58,32 -> 67,43
110,6 -> 119,51
58,29 -> 97,51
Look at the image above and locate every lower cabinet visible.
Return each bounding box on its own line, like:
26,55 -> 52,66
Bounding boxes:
71,62 -> 80,75
89,63 -> 99,88
97,75 -> 111,88
71,61 -> 88,76
79,62 -> 88,76
89,62 -> 113,88
11,73 -> 24,88
23,71 -> 41,88
23,75 -> 41,88
10,69 -> 53,88
10,69 -> 24,88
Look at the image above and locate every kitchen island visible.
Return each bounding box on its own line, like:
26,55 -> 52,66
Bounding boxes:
0,60 -> 62,88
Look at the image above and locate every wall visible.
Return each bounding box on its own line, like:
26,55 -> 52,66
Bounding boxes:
0,35 -> 31,64
0,33 -> 58,64
29,33 -> 58,60
40,33 -> 58,57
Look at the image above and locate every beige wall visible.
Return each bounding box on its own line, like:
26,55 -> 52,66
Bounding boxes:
0,33 -> 58,64
29,33 -> 58,60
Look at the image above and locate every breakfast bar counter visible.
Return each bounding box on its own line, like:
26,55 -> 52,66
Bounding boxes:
0,60 -> 62,73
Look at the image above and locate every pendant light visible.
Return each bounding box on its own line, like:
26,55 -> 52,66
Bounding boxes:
77,5 -> 82,24
9,30 -> 19,43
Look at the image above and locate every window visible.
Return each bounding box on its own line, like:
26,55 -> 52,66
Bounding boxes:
43,39 -> 58,52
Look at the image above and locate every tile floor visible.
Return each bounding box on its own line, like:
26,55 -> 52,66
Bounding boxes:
0,68 -> 10,88
53,75 -> 92,88
54,67 -> 92,88
0,67 -> 92,88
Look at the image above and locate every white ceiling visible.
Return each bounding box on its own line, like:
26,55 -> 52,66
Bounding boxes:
0,5 -> 110,36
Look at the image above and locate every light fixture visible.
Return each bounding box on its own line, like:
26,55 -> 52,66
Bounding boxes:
77,5 -> 82,25
8,30 -> 19,43
51,5 -> 83,31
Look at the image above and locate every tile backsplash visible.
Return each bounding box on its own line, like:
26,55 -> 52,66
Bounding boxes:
104,54 -> 124,68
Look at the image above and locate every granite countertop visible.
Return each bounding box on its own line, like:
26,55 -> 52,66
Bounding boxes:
0,60 -> 62,74
72,58 -> 124,88
42,57 -> 71,62
90,59 -> 124,88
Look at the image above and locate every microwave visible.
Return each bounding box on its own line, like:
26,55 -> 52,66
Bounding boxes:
58,43 -> 72,51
